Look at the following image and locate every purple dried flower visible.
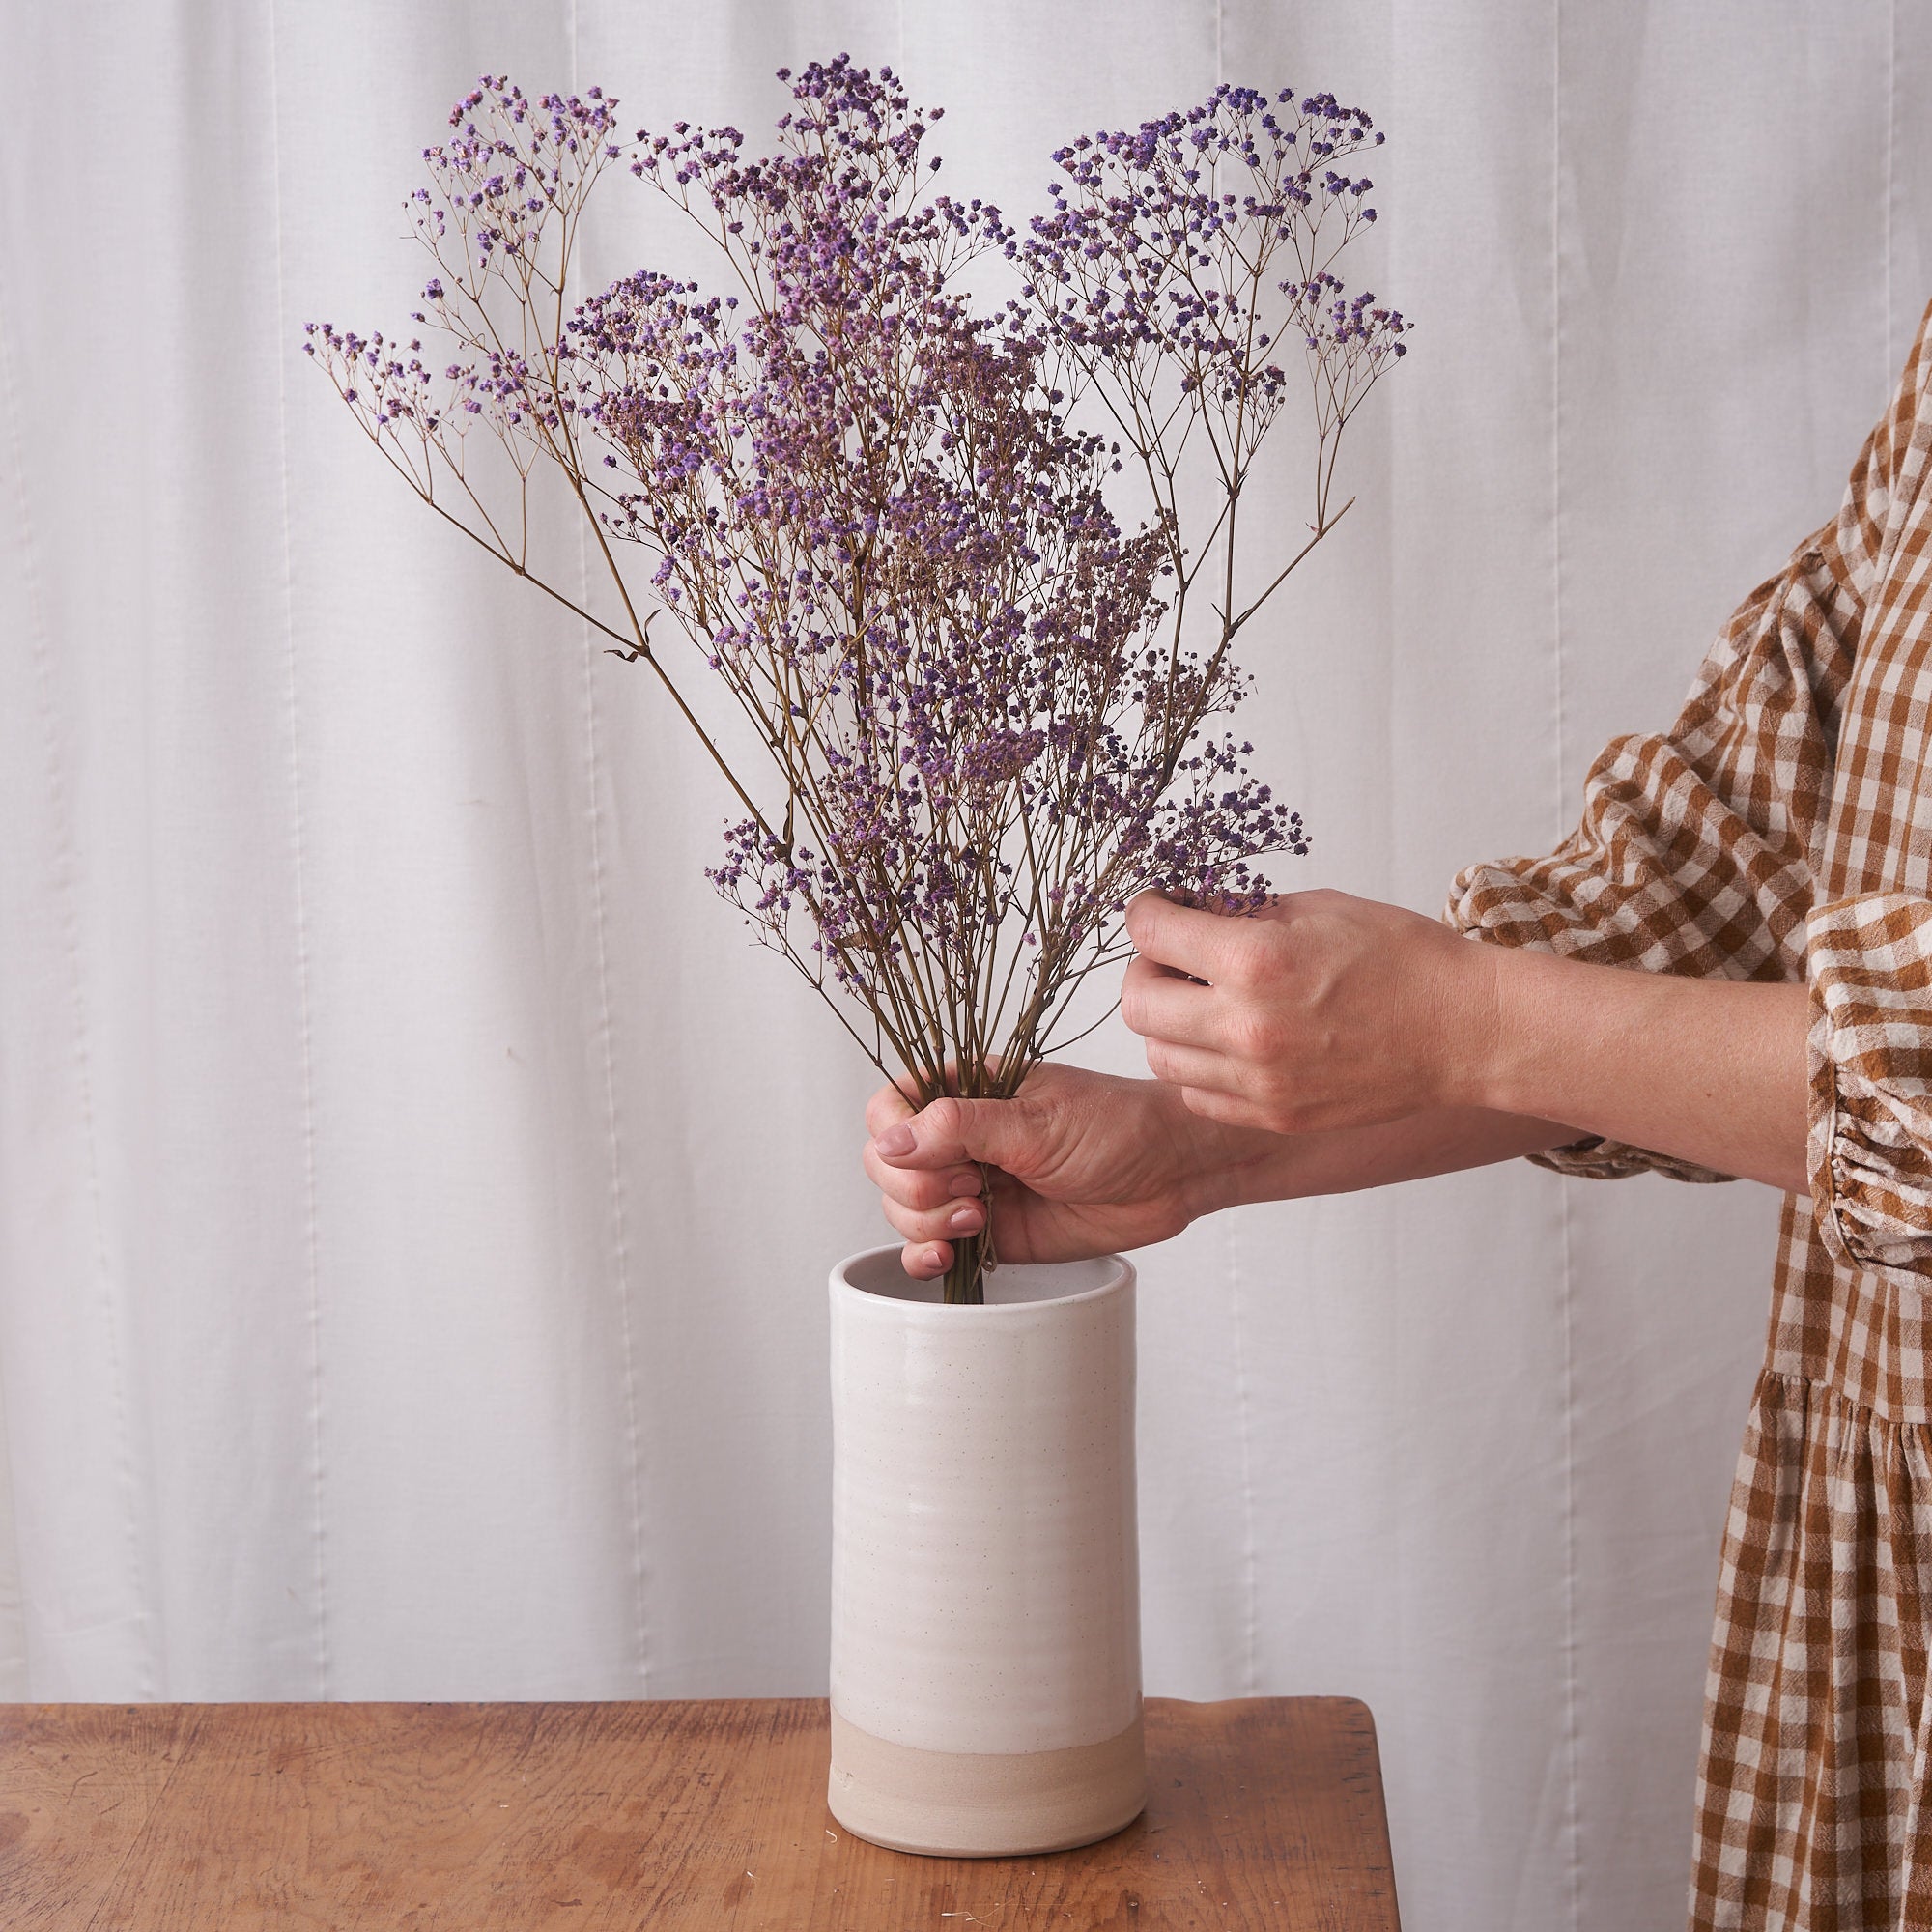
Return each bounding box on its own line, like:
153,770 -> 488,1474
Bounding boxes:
308,58 -> 1408,1298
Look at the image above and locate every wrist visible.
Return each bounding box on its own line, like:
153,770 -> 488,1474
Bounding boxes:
1463,942 -> 1672,1127
1433,932 -> 1520,1114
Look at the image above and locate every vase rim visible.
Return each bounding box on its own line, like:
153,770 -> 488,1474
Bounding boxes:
831,1244 -> 1133,1314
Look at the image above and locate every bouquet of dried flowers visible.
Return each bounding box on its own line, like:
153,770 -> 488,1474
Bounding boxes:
308,57 -> 1407,1299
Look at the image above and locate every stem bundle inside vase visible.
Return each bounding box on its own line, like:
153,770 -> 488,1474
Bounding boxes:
307,58 -> 1408,1301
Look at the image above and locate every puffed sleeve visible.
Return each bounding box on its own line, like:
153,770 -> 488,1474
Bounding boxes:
1806,897 -> 1932,1271
1444,308 -> 1932,1181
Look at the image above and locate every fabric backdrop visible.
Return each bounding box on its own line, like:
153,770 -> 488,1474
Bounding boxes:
2,3 -> 1925,1925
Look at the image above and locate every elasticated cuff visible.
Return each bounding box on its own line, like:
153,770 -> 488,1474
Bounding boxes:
1807,893 -> 1932,1281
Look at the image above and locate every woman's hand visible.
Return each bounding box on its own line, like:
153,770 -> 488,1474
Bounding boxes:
1122,888 -> 1497,1135
863,1063 -> 1274,1281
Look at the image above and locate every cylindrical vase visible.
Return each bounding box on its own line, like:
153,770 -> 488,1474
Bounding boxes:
826,1244 -> 1144,1858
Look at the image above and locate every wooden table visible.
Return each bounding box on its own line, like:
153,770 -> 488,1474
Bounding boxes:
1,1695 -> 1399,1929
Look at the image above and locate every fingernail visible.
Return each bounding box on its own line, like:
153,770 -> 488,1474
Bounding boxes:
946,1169 -> 982,1195
873,1124 -> 916,1158
948,1205 -> 982,1234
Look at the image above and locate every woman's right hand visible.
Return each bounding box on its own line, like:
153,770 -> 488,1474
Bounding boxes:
862,1062 -> 1270,1280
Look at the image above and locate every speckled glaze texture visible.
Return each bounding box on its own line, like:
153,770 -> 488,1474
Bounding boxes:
826,1246 -> 1145,1857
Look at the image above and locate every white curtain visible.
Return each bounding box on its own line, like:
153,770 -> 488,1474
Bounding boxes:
1,2 -> 1921,1925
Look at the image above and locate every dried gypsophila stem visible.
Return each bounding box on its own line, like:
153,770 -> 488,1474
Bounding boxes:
306,58 -> 1407,1300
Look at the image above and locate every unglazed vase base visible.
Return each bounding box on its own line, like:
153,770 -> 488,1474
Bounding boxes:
827,1709 -> 1147,1858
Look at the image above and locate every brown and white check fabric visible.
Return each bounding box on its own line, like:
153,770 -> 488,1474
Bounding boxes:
1447,304 -> 1932,1929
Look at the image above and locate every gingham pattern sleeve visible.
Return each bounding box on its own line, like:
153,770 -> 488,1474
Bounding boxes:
1443,321 -> 1922,1180
1806,898 -> 1932,1278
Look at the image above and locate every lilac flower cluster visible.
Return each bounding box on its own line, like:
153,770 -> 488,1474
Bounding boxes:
308,59 -> 1405,1299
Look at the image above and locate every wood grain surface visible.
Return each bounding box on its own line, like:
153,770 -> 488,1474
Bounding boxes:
0,1695 -> 1399,1930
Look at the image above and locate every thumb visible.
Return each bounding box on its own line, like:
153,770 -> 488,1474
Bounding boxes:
870,1094 -> 1039,1175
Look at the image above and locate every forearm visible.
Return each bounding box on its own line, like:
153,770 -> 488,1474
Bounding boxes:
1463,948 -> 1808,1193
1194,1102 -> 1577,1213
1185,947 -> 1809,1213
1122,889 -> 1812,1225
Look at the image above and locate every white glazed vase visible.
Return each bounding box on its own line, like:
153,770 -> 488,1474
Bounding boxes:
826,1244 -> 1145,1857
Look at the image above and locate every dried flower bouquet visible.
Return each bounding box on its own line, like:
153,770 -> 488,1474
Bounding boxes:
308,57 -> 1406,1300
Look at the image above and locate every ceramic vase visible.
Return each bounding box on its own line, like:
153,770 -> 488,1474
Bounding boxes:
825,1244 -> 1145,1857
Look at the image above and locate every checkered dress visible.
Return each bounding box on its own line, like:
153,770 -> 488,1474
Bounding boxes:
1448,305 -> 1932,1929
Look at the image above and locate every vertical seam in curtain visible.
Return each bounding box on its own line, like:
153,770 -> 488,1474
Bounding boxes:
266,0 -> 330,1697
569,0 -> 652,1696
0,278 -> 42,1695
1213,0 -> 1260,1698
1551,3 -> 1582,1923
0,245 -> 153,1697
1888,0 -> 1898,380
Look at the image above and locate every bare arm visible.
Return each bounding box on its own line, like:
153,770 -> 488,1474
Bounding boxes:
1205,1103 -> 1582,1207
1473,946 -> 1806,1192
1121,889 -> 1806,1197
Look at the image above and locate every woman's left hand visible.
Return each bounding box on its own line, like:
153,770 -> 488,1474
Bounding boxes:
1121,888 -> 1498,1135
